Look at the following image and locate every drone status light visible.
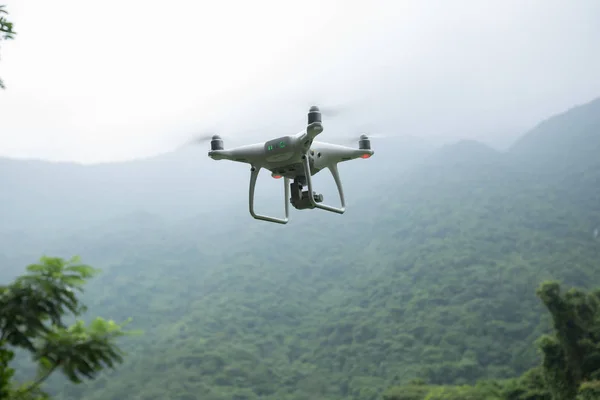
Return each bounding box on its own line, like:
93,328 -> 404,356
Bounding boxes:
360,153 -> 371,159
272,174 -> 282,179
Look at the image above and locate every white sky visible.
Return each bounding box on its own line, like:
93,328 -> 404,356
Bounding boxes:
1,0 -> 599,163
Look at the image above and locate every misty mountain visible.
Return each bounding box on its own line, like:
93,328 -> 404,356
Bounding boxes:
429,139 -> 502,166
508,96 -> 600,215
509,96 -> 600,171
0,130 -> 435,235
3,96 -> 600,400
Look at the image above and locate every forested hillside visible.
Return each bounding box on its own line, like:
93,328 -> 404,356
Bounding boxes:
2,97 -> 600,400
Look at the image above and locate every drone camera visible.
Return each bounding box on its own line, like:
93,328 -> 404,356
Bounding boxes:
210,135 -> 224,151
291,190 -> 324,210
289,178 -> 324,210
308,106 -> 322,125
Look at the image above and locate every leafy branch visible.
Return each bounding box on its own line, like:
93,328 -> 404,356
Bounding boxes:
0,4 -> 16,89
0,256 -> 139,398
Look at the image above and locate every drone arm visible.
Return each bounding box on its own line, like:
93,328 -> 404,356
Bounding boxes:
209,143 -> 266,164
249,166 -> 290,224
311,141 -> 374,168
301,155 -> 346,214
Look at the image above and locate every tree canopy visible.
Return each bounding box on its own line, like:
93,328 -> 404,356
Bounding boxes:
0,4 -> 16,89
0,256 -> 135,399
383,281 -> 600,400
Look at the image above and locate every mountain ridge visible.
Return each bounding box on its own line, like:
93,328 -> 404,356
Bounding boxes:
3,95 -> 600,400
508,96 -> 600,170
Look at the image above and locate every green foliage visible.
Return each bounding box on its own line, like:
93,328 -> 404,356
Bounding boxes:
577,380 -> 600,400
1,257 -> 99,351
382,382 -> 430,400
382,380 -> 504,400
0,344 -> 16,399
0,257 -> 135,399
0,5 -> 14,38
501,367 -> 551,400
385,282 -> 600,400
536,281 -> 600,399
0,4 -> 16,89
32,165 -> 596,400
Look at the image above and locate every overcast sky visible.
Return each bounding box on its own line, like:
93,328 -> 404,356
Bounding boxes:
1,0 -> 599,163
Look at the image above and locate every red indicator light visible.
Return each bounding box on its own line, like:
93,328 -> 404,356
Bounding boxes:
272,175 -> 282,179
360,153 -> 371,159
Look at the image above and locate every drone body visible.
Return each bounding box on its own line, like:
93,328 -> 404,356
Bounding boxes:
207,106 -> 374,224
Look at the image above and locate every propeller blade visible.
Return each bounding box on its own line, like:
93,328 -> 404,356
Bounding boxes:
179,128 -> 271,150
332,134 -> 368,145
315,104 -> 348,117
192,134 -> 214,143
184,132 -> 219,146
368,133 -> 396,139
326,132 -> 400,145
292,99 -> 356,118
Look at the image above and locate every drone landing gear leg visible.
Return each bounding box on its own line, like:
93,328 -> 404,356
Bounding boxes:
301,155 -> 346,214
249,166 -> 290,224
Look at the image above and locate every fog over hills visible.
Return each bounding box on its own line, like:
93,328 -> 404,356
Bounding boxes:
2,96 -> 600,400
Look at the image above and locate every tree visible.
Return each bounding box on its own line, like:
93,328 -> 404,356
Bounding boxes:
0,4 -> 16,89
0,256 -> 136,399
536,281 -> 600,400
381,281 -> 600,400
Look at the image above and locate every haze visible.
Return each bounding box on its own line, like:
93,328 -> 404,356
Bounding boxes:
1,0 -> 599,163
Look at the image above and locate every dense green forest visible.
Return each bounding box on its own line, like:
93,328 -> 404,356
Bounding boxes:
1,97 -> 600,399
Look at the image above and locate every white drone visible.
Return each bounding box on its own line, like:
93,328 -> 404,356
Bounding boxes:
204,106 -> 374,224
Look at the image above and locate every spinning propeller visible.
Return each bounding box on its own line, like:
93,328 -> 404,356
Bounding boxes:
301,103 -> 349,117
187,132 -> 217,144
182,103 -> 353,147
330,132 -> 400,145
